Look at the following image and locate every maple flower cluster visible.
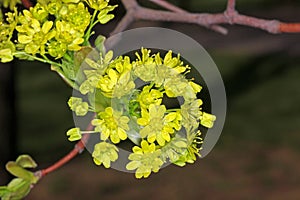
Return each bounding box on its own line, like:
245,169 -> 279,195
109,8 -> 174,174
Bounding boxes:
0,0 -> 116,62
67,48 -> 216,178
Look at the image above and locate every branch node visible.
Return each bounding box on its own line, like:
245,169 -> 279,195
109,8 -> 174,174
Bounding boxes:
224,9 -> 238,25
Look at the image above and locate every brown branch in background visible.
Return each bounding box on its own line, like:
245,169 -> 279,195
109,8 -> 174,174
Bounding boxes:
112,0 -> 300,35
21,0 -> 33,9
149,0 -> 186,13
226,0 -> 236,13
148,0 -> 228,34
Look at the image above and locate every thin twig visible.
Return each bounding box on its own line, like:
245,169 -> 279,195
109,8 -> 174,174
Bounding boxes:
149,0 -> 186,13
149,0 -> 228,34
115,0 -> 300,34
226,0 -> 236,13
110,11 -> 136,36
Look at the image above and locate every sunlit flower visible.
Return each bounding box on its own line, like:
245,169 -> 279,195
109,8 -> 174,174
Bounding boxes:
137,104 -> 182,146
133,48 -> 157,82
92,142 -> 118,168
134,49 -> 190,87
30,3 -> 48,22
173,130 -> 203,166
136,85 -> 163,109
180,99 -> 202,130
92,107 -> 129,144
160,137 -> 187,163
67,97 -> 89,116
162,50 -> 189,74
98,56 -> 135,98
48,41 -> 67,58
54,20 -> 84,52
163,75 -> 189,97
200,112 -> 216,128
17,14 -> 56,55
62,2 -> 91,31
0,48 -> 13,63
126,140 -> 163,178
66,127 -> 82,141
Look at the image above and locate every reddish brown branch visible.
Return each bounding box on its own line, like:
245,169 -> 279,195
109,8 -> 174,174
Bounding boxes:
280,23 -> 300,33
226,0 -> 236,13
113,0 -> 300,35
149,0 -> 186,13
148,0 -> 228,34
21,0 -> 33,9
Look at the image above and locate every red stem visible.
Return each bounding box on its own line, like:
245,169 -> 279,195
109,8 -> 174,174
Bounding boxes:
21,0 -> 33,9
279,23 -> 300,33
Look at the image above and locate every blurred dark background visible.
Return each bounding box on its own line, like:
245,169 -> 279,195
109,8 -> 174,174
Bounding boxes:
1,0 -> 300,199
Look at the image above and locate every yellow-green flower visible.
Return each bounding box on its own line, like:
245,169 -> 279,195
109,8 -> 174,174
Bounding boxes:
134,49 -> 191,87
66,127 -> 82,141
92,142 -> 118,168
84,0 -> 117,23
160,137 -> 187,163
173,130 -> 203,166
98,56 -> 135,98
180,99 -> 203,130
78,51 -> 114,95
126,140 -> 163,179
63,0 -> 80,3
189,81 -> 202,93
0,9 -> 17,62
17,15 -> 56,55
200,112 -> 216,128
79,71 -> 102,94
136,85 -> 163,109
163,75 -> 189,98
67,97 -> 89,116
48,40 -> 68,58
0,40 -> 15,63
86,0 -> 115,11
114,71 -> 135,98
46,1 -> 63,16
62,2 -> 91,31
0,0 -> 21,10
54,20 -> 84,52
0,48 -> 13,62
97,6 -> 117,24
1,8 -> 18,40
162,50 -> 189,74
133,48 -> 157,82
92,107 -> 129,144
30,3 -> 48,22
97,68 -> 118,97
137,104 -> 181,146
